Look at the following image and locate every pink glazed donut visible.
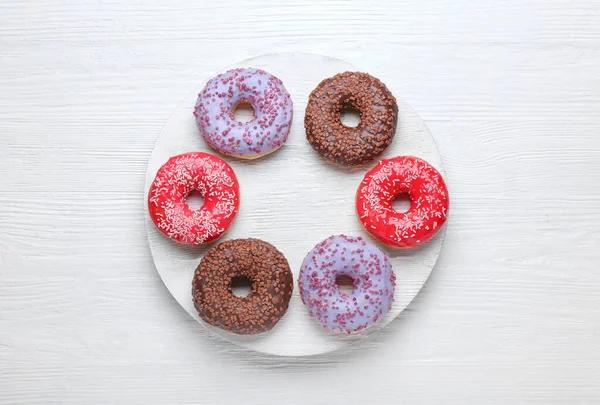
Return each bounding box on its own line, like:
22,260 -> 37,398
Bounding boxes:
147,152 -> 240,245
298,235 -> 395,334
356,156 -> 449,248
193,68 -> 293,159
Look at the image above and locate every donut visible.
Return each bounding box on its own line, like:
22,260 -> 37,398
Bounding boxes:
298,235 -> 395,334
192,239 -> 294,335
356,156 -> 449,248
304,71 -> 398,166
147,152 -> 240,245
193,68 -> 293,159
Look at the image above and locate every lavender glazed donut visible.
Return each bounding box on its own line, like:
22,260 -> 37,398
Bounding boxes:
298,235 -> 396,334
193,68 -> 293,159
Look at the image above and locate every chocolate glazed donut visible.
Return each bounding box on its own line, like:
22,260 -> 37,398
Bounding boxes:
192,239 -> 294,335
304,72 -> 398,166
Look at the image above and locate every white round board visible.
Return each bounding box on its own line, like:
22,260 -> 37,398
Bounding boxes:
144,53 -> 447,356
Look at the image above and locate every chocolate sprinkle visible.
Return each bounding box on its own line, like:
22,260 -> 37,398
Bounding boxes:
191,238 -> 294,335
304,71 -> 398,166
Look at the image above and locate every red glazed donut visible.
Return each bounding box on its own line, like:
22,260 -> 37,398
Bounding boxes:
356,156 -> 449,248
148,152 -> 240,245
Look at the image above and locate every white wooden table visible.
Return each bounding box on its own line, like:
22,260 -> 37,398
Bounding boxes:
1,1 -> 599,403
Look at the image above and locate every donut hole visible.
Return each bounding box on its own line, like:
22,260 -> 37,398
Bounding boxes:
233,101 -> 255,123
231,276 -> 252,297
340,106 -> 361,128
392,193 -> 411,213
185,189 -> 205,210
336,275 -> 355,296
